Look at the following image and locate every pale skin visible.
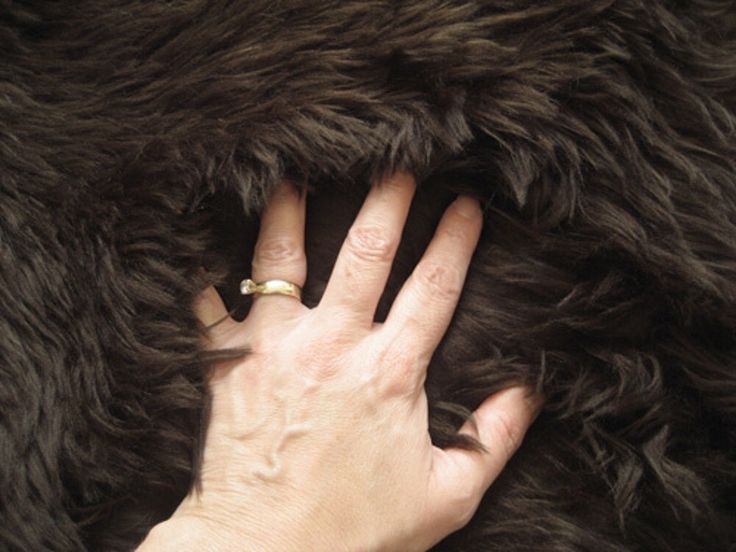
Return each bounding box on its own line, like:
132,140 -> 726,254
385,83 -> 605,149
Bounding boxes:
138,171 -> 544,551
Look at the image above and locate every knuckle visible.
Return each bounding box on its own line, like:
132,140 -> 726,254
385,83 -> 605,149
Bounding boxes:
414,262 -> 462,299
491,408 -> 523,458
295,341 -> 341,381
294,326 -> 355,381
378,347 -> 424,397
439,222 -> 468,240
346,224 -> 395,262
254,237 -> 305,265
447,485 -> 481,530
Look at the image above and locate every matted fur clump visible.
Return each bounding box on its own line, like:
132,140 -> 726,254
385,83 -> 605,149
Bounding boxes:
1,1 -> 735,550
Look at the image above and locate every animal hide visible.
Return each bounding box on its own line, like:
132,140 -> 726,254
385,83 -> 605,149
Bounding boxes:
1,1 -> 735,550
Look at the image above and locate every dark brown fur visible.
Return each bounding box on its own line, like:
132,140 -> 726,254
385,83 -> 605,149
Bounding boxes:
1,1 -> 735,550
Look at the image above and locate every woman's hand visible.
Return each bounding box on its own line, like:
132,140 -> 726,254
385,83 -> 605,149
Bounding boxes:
139,171 -> 543,551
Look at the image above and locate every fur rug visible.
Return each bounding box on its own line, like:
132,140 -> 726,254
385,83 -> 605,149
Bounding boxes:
2,1 -> 735,550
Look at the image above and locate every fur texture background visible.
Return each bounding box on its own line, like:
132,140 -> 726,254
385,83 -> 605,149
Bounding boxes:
1,1 -> 735,550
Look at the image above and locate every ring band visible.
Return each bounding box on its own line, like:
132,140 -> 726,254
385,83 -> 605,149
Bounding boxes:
240,278 -> 302,301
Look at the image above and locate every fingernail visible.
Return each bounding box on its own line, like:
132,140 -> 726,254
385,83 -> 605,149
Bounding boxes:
454,196 -> 481,219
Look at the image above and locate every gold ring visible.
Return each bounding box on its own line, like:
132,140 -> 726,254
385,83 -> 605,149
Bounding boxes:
240,278 -> 302,301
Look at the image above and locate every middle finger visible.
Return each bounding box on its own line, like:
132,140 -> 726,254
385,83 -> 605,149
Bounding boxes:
319,171 -> 416,326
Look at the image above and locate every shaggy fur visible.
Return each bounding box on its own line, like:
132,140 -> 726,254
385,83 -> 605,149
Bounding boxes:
1,1 -> 735,550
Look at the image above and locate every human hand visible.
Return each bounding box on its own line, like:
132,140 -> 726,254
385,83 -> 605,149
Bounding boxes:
139,171 -> 543,551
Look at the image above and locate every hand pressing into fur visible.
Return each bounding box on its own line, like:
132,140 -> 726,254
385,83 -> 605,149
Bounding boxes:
138,171 -> 543,551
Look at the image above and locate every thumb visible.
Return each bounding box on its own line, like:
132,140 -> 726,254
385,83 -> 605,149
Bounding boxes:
424,386 -> 544,543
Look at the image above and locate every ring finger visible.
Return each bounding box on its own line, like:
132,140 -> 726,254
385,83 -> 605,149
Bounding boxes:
250,179 -> 308,317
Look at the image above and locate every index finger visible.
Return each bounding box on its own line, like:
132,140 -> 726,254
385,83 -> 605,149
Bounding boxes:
380,195 -> 482,364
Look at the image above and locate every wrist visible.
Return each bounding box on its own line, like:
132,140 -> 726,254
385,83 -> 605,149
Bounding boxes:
137,489 -> 359,552
136,510 -> 309,552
